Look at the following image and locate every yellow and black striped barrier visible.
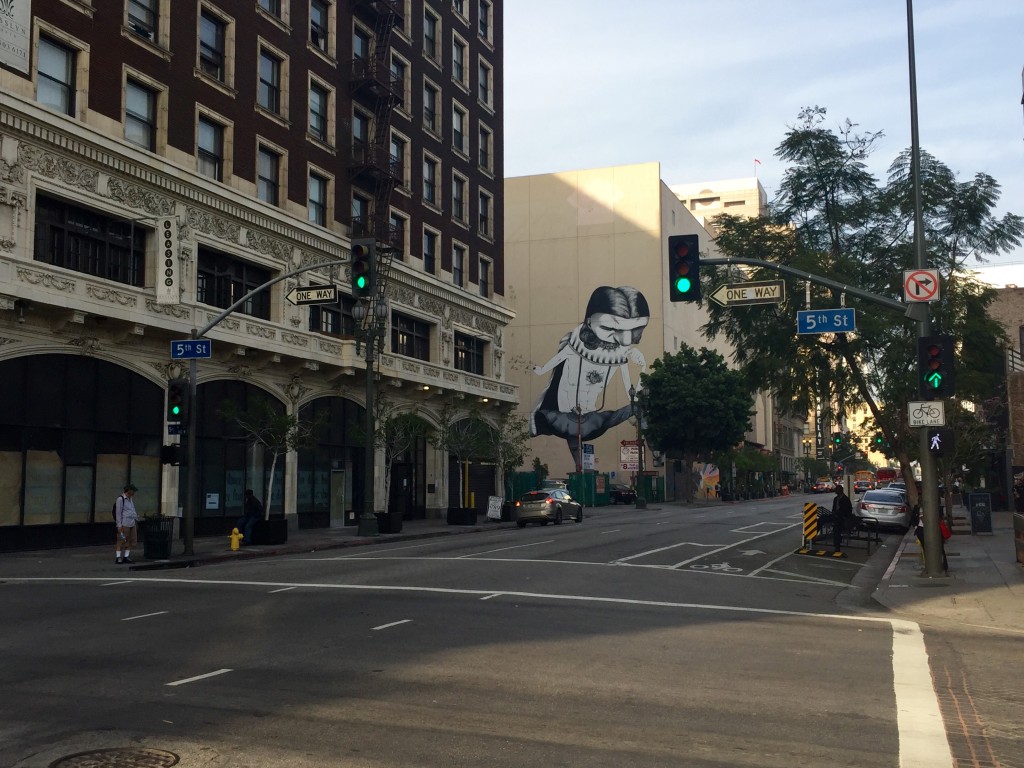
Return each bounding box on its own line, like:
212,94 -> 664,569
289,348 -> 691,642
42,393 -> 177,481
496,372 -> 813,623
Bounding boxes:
796,502 -> 847,557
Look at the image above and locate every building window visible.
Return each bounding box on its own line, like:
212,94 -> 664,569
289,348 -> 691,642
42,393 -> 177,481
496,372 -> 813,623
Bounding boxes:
352,109 -> 369,158
258,0 -> 281,16
423,228 -> 438,274
424,9 -> 439,61
389,211 -> 407,254
390,133 -> 407,187
310,290 -> 356,336
128,0 -> 158,40
452,36 -> 466,85
478,0 -> 492,41
353,27 -> 370,61
478,60 -> 491,106
455,332 -> 485,374
124,80 -> 156,151
452,104 -> 466,153
392,313 -> 431,361
308,172 -> 328,226
197,246 -> 271,320
33,194 -> 145,287
478,190 -> 491,236
309,81 -> 329,142
423,81 -> 439,133
390,54 -> 407,110
423,155 -> 438,205
452,175 -> 466,222
478,124 -> 492,172
199,10 -> 226,82
452,0 -> 466,18
257,147 -> 280,205
351,193 -> 370,236
310,0 -> 329,51
37,37 -> 75,115
258,49 -> 281,114
197,116 -> 224,180
452,243 -> 465,287
478,258 -> 490,298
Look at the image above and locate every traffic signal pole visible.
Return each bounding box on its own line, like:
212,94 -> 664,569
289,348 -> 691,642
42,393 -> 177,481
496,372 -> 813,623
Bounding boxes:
907,0 -> 944,577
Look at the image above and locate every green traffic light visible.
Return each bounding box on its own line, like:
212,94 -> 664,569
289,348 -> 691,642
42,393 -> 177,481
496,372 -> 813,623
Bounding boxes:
674,276 -> 691,293
924,371 -> 942,389
171,405 -> 181,416
355,275 -> 367,290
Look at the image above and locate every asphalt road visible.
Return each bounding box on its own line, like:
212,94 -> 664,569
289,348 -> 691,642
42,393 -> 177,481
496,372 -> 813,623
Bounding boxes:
0,497 -> 974,767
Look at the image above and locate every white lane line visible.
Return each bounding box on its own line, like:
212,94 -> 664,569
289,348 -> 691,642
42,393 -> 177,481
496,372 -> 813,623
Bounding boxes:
731,522 -> 792,532
372,619 -> 412,631
102,581 -> 133,586
269,586 -> 297,593
121,611 -> 168,622
748,548 -> 798,577
760,569 -> 851,587
892,620 -> 954,768
457,540 -> 554,558
599,529 -> 621,535
480,593 -> 501,600
166,669 -> 232,687
612,539 -> 732,564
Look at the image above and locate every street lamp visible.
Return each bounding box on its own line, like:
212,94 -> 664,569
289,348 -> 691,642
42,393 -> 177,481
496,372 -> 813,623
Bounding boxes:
628,385 -> 647,509
353,297 -> 389,537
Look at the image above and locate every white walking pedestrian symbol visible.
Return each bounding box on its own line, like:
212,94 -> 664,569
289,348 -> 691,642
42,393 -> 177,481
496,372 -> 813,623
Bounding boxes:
930,433 -> 942,451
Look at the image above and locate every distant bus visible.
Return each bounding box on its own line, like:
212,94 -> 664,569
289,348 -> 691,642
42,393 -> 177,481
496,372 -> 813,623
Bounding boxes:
876,467 -> 898,486
854,470 -> 876,490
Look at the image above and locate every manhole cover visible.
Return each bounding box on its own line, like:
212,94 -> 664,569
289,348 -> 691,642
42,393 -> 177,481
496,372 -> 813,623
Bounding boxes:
50,748 -> 179,768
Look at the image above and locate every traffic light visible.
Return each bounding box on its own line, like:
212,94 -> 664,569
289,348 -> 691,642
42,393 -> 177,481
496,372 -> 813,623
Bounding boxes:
160,444 -> 182,465
832,432 -> 842,446
351,237 -> 375,300
927,427 -> 955,457
874,434 -> 884,447
166,377 -> 189,423
917,334 -> 955,399
667,234 -> 701,302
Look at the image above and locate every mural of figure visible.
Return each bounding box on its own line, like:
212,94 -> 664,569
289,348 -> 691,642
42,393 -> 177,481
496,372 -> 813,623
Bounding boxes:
530,285 -> 650,467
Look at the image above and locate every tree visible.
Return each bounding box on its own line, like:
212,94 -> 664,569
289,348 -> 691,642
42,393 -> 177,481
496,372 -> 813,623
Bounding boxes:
640,345 -> 754,502
702,106 -> 1022,508
218,396 -> 326,519
428,399 -> 493,509
372,392 -> 430,516
478,408 -> 531,502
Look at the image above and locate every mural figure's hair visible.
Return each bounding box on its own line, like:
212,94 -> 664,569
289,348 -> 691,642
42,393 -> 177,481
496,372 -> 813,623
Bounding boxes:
580,286 -> 650,348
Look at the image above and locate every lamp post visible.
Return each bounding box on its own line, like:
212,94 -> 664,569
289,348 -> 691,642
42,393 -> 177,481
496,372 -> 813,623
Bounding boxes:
353,298 -> 389,537
628,385 -> 647,509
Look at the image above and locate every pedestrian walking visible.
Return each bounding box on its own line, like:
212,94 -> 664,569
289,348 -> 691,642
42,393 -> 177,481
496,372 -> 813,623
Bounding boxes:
235,489 -> 264,545
114,483 -> 138,564
831,484 -> 853,554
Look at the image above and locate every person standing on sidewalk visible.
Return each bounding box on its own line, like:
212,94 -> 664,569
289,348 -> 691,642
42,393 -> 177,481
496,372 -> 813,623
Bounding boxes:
114,483 -> 138,564
831,484 -> 853,554
235,489 -> 263,545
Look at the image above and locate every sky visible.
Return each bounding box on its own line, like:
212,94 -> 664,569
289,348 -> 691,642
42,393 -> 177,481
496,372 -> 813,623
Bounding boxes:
503,0 -> 1024,278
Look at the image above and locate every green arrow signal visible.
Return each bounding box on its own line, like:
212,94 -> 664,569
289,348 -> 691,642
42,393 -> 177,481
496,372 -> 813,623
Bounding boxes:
924,371 -> 943,389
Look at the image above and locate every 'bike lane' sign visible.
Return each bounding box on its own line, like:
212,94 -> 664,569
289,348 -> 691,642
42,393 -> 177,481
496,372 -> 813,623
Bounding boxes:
908,401 -> 945,427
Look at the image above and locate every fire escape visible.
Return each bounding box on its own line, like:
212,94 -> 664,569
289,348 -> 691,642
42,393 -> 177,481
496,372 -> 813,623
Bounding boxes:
350,0 -> 404,304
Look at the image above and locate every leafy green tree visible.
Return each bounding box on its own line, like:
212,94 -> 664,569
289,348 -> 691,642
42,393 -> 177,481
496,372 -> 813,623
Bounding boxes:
219,396 -> 326,519
429,399 -> 493,508
703,106 -> 1021,508
640,345 -> 754,502
372,392 -> 430,516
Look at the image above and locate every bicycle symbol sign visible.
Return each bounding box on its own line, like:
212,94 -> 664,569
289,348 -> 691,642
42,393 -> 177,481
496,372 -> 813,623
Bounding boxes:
908,400 -> 945,427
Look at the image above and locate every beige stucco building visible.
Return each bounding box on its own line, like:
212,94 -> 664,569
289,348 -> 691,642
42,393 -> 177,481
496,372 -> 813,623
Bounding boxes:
504,162 -> 785,497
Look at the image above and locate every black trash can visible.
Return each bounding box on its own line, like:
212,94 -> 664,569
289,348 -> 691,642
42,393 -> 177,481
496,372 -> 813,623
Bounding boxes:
140,517 -> 174,560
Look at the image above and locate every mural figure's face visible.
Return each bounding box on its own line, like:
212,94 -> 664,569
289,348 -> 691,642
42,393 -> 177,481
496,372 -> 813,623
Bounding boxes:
587,312 -> 649,348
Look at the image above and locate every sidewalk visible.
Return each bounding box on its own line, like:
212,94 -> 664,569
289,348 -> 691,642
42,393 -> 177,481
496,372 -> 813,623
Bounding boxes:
3,503 -> 1022,634
872,510 -> 1024,634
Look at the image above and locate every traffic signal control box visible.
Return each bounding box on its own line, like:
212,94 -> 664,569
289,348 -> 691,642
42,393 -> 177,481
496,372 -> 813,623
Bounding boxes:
668,234 -> 701,302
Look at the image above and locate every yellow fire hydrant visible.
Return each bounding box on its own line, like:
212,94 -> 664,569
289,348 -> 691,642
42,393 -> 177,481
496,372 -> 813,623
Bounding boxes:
230,527 -> 244,551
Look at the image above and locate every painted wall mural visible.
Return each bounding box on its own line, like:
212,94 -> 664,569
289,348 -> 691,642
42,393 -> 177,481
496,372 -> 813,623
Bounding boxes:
529,286 -> 650,468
